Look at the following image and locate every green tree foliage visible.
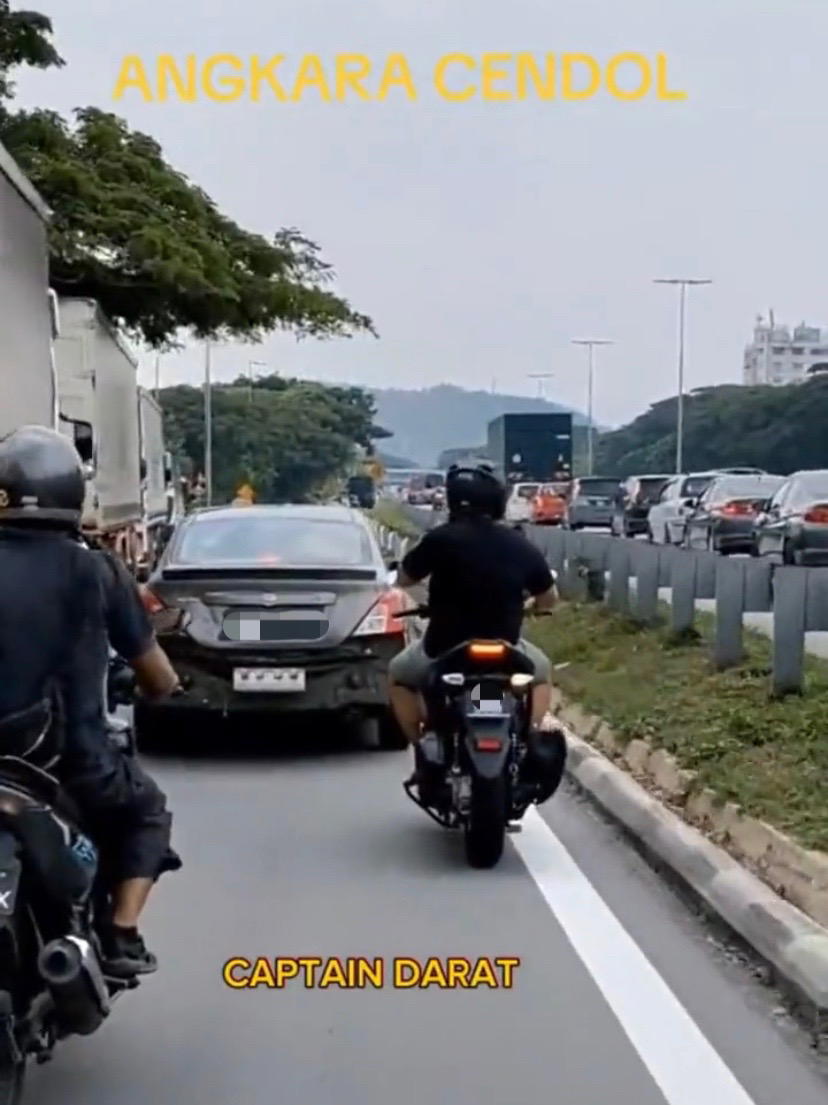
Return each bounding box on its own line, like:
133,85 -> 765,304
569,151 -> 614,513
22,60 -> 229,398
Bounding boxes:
596,379 -> 828,476
0,7 -> 374,348
160,377 -> 384,503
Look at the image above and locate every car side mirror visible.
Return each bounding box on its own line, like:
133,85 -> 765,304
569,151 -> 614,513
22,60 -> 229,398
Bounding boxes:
683,497 -> 697,508
69,419 -> 94,464
386,558 -> 400,572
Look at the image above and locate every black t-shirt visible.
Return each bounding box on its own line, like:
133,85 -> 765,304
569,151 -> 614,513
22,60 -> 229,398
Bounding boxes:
401,519 -> 553,657
0,529 -> 154,775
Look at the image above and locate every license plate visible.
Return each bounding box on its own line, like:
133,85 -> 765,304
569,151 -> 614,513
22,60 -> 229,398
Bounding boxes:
0,863 -> 20,917
232,668 -> 306,693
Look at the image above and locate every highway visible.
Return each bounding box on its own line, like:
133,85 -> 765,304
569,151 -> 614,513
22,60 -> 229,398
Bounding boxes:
25,733 -> 828,1105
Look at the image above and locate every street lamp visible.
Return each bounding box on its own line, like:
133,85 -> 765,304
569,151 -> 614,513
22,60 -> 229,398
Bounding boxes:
528,373 -> 555,400
654,278 -> 712,474
572,339 -> 613,475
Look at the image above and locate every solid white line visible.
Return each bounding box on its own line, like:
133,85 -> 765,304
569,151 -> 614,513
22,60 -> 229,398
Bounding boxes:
512,808 -> 757,1105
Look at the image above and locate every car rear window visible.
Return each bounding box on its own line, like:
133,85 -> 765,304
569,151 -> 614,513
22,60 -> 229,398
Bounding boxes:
637,478 -> 669,501
683,476 -> 713,497
576,480 -> 618,496
708,476 -> 784,502
176,517 -> 373,566
516,484 -> 539,499
793,474 -> 828,502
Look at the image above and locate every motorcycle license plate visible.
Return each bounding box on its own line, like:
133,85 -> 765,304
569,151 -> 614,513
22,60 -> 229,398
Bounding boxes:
0,858 -> 20,917
233,668 -> 306,693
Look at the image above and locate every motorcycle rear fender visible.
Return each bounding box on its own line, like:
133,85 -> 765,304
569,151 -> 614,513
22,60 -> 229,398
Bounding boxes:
0,832 -> 22,924
463,716 -> 512,780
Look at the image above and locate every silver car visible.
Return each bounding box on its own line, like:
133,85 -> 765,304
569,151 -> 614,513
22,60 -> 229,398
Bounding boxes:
754,470 -> 828,565
566,477 -> 620,529
647,472 -> 720,544
134,503 -> 408,748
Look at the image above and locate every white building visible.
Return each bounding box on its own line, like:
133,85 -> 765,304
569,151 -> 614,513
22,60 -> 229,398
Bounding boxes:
743,314 -> 828,385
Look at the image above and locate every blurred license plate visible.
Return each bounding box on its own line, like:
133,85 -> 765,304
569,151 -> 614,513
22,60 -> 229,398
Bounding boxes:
233,668 -> 306,693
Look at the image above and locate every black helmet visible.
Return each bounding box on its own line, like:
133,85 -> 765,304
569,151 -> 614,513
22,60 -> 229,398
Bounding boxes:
445,464 -> 506,521
0,425 -> 85,528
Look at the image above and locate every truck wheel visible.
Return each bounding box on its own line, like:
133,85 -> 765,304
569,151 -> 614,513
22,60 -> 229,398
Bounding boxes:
379,710 -> 408,751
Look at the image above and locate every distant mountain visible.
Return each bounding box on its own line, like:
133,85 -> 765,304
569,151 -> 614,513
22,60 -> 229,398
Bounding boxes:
370,385 -> 590,467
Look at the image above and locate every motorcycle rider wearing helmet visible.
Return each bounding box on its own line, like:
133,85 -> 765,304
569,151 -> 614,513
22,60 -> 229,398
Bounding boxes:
0,425 -> 181,978
389,464 -> 563,790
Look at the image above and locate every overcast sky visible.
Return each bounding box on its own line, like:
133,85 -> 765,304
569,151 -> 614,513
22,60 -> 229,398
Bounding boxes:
15,0 -> 828,427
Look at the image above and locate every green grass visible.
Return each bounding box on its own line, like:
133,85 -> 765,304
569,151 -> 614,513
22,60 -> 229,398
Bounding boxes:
370,500 -> 421,538
527,603 -> 828,850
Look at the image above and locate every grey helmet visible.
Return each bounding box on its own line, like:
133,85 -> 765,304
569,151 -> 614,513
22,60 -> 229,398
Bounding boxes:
0,425 -> 85,528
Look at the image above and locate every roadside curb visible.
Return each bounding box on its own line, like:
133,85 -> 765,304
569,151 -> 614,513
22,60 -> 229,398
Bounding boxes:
557,719 -> 828,1013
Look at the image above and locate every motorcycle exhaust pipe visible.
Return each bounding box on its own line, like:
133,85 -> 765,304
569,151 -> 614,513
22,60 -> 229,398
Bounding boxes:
38,936 -> 111,1036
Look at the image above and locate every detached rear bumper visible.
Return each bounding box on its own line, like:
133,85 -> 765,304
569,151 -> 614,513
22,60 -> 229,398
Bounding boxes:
151,635 -> 405,715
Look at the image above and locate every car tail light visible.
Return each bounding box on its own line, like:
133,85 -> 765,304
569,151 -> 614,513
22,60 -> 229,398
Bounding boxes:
353,590 -> 406,637
139,586 -> 184,632
804,504 -> 828,524
475,737 -> 502,752
715,501 -> 755,517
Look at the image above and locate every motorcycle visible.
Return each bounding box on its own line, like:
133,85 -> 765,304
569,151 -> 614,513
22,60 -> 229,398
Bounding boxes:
0,658 -> 146,1101
400,608 -> 566,869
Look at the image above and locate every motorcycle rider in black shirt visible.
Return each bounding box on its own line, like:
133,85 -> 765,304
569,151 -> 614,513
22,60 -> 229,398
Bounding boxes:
0,425 -> 181,977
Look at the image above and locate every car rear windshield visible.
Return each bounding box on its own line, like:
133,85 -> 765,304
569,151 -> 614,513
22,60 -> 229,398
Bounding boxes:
709,476 -> 784,502
176,516 -> 373,566
636,478 -> 669,501
516,484 -> 539,499
683,475 -> 714,497
794,474 -> 828,500
576,480 -> 618,496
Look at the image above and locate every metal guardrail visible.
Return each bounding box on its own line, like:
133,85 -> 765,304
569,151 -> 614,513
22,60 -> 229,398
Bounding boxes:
380,500 -> 828,696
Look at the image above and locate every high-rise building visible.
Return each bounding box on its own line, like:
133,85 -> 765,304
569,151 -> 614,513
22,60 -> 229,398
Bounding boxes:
743,313 -> 828,385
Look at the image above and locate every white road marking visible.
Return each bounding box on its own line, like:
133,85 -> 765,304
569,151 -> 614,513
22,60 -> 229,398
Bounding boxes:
513,808 -> 757,1105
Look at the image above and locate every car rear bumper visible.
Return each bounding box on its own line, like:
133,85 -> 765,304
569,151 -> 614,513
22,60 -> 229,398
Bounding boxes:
152,635 -> 405,714
569,506 -> 613,526
790,525 -> 828,564
714,519 -> 755,549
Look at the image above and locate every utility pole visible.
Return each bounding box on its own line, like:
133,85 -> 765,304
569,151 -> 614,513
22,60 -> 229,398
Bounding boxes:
528,373 -> 555,400
572,339 -> 613,476
248,360 -> 267,404
204,342 -> 213,506
654,278 -> 712,473
154,355 -> 161,400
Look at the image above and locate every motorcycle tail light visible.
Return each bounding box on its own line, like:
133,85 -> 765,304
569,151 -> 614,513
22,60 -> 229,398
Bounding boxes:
475,738 -> 502,751
468,642 -> 506,660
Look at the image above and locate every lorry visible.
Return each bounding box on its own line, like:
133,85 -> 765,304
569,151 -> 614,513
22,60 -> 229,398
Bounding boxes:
486,412 -> 574,485
138,388 -> 175,571
53,297 -> 145,567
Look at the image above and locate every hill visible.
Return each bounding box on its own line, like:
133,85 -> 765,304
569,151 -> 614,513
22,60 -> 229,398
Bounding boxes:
596,378 -> 828,476
370,384 -> 588,467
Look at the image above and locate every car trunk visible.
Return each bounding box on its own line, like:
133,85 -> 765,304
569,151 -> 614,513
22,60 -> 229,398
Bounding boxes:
151,563 -> 385,651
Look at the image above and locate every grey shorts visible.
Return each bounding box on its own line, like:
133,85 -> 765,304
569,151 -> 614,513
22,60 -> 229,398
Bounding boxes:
389,638 -> 551,690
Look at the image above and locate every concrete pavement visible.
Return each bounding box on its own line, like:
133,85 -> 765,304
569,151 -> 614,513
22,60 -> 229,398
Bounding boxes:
25,737 -> 828,1105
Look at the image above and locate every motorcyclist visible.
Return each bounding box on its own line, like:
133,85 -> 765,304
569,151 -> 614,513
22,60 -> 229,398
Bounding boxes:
389,464 -> 566,796
0,425 -> 181,978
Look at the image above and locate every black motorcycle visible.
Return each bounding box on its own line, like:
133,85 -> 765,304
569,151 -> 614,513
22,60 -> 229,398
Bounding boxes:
0,663 -> 142,1101
400,610 -> 566,869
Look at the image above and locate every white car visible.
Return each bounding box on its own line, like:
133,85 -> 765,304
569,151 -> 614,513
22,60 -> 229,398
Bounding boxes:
647,472 -> 719,544
505,482 -> 540,523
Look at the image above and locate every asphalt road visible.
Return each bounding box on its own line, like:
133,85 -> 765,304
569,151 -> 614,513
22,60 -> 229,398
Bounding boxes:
24,734 -> 828,1105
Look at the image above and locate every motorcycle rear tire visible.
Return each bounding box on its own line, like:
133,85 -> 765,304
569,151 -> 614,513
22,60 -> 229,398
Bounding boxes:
0,992 -> 24,1105
464,775 -> 507,869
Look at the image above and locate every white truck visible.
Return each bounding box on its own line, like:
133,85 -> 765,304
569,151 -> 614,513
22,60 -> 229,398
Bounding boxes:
138,387 -> 175,571
53,297 -> 145,566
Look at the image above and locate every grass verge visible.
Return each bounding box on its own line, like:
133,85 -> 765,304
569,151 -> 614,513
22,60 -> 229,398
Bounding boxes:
370,500 -> 421,538
527,602 -> 828,851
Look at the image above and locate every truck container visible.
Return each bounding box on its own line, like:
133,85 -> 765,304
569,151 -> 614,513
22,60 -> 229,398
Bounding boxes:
54,297 -> 143,564
138,387 -> 174,569
486,413 -> 574,484
0,141 -> 59,435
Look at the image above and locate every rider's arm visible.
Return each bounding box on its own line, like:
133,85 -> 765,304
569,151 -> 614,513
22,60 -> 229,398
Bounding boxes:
524,546 -> 557,614
97,552 -> 180,700
397,530 -> 438,589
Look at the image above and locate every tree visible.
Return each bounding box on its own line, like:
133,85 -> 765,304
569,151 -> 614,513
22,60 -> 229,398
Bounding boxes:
0,3 -> 63,102
160,377 -> 383,503
595,378 -> 828,476
0,8 -> 375,348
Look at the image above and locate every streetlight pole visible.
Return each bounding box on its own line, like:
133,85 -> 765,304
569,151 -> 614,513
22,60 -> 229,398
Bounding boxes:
528,373 -> 555,400
654,278 -> 712,474
204,341 -> 213,506
572,339 -> 613,475
248,360 -> 267,404
154,355 -> 161,400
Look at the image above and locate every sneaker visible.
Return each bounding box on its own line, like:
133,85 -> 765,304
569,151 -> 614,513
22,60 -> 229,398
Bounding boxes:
99,925 -> 158,978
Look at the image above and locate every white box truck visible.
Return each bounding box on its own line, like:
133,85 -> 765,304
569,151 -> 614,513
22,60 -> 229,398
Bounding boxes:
53,297 -> 144,565
138,387 -> 174,570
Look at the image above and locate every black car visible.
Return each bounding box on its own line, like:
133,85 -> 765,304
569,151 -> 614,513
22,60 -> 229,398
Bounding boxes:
683,474 -> 785,554
754,469 -> 828,565
135,503 -> 408,748
611,474 -> 672,537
